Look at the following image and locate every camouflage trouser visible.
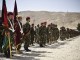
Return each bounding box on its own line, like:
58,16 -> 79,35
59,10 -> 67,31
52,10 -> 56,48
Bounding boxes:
53,35 -> 59,42
24,34 -> 30,50
30,35 -> 34,45
60,35 -> 66,41
40,35 -> 46,46
35,34 -> 40,43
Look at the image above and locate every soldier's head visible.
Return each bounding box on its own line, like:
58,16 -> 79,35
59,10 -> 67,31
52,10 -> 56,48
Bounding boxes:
7,12 -> 14,20
41,23 -> 44,26
31,24 -> 34,27
17,15 -> 22,22
48,24 -> 50,27
51,23 -> 53,25
54,24 -> 57,28
67,28 -> 69,31
26,17 -> 30,22
44,22 -> 47,26
37,24 -> 39,27
35,26 -> 36,29
60,26 -> 65,30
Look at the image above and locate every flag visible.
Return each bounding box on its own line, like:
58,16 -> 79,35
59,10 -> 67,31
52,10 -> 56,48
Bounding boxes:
1,0 -> 9,51
14,0 -> 21,47
2,0 -> 8,27
14,0 -> 18,23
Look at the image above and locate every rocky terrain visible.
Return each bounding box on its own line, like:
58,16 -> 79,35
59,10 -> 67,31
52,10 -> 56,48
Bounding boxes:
0,10 -> 80,29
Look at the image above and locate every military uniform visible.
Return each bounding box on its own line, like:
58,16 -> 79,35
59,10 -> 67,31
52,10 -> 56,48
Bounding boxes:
43,26 -> 47,45
39,23 -> 47,47
46,25 -> 52,44
60,27 -> 66,41
23,17 -> 31,51
35,25 -> 40,44
50,24 -> 54,43
2,12 -> 14,58
53,26 -> 59,42
66,28 -> 70,39
30,24 -> 35,45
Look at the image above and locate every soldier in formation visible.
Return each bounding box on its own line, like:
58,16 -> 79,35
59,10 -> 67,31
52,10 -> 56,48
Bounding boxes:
2,12 -> 14,58
60,26 -> 67,41
23,17 -> 31,51
35,24 -> 40,43
39,22 -> 47,47
30,24 -> 35,46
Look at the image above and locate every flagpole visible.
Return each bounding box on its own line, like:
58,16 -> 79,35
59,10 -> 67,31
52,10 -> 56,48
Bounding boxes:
14,0 -> 18,54
8,32 -> 12,58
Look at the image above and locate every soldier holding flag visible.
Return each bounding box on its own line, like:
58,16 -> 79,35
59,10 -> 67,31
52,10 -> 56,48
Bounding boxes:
2,12 -> 14,58
14,15 -> 23,53
1,0 -> 14,58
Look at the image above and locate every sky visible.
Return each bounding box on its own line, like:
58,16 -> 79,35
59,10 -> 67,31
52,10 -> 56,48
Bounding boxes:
0,0 -> 80,12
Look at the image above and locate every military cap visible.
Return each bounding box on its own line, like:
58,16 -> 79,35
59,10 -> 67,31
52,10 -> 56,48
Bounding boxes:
32,23 -> 34,25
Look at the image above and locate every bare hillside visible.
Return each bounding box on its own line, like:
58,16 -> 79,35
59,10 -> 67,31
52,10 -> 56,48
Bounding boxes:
0,10 -> 80,29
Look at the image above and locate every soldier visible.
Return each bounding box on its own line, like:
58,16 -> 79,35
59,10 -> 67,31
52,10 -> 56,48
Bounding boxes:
50,23 -> 54,44
69,29 -> 73,38
52,24 -> 59,43
2,12 -> 14,58
39,22 -> 47,47
66,28 -> 70,39
30,24 -> 35,46
23,17 -> 31,51
60,26 -> 66,41
14,16 -> 23,53
43,22 -> 47,45
46,24 -> 51,44
39,23 -> 44,47
34,26 -> 37,43
35,24 -> 40,43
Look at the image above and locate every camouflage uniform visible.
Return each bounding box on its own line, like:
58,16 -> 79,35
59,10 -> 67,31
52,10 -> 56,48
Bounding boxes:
46,25 -> 52,44
50,24 -> 54,43
30,24 -> 35,45
39,23 -> 47,47
2,12 -> 14,58
23,17 -> 31,51
66,28 -> 70,39
35,25 -> 40,43
52,25 -> 59,42
60,27 -> 66,41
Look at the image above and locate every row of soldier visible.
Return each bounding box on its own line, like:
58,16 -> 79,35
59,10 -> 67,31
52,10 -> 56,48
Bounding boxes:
0,12 -> 80,58
34,23 -> 80,47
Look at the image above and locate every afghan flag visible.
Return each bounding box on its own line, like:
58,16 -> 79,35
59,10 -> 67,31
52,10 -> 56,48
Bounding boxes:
2,0 -> 8,27
1,0 -> 9,50
14,0 -> 18,23
14,0 -> 21,47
